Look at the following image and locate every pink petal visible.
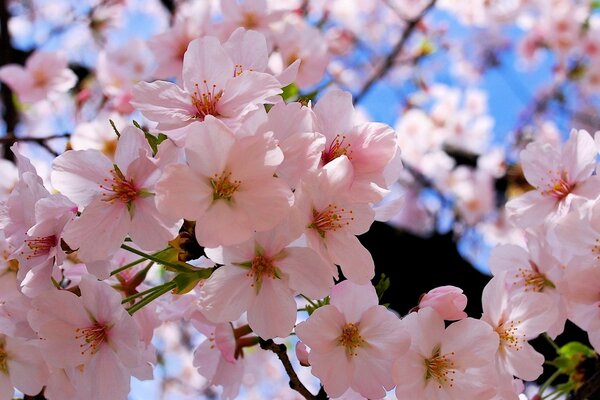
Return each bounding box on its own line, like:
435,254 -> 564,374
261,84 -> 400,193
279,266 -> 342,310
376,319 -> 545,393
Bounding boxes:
199,266 -> 255,323
278,247 -> 333,299
131,81 -> 196,130
155,164 -> 212,221
247,277 -> 296,339
182,36 -> 233,94
330,280 -> 378,323
327,230 -> 375,285
313,90 -> 355,138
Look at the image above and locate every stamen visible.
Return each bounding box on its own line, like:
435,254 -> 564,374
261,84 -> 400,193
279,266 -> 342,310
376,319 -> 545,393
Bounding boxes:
0,337 -> 8,375
75,323 -> 109,356
210,171 -> 241,202
99,168 -> 139,204
308,204 -> 354,238
496,320 -> 525,352
514,263 -> 554,292
337,323 -> 365,357
321,135 -> 352,165
424,346 -> 456,388
22,235 -> 57,259
540,170 -> 572,199
191,81 -> 223,120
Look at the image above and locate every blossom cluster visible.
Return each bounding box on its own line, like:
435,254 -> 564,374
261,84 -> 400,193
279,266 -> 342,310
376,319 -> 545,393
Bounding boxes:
1,0 -> 600,399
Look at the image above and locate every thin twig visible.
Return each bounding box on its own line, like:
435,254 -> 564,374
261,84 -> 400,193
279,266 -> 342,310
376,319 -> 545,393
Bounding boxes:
571,370 -> 600,400
259,339 -> 326,399
353,0 -> 437,105
0,0 -> 18,162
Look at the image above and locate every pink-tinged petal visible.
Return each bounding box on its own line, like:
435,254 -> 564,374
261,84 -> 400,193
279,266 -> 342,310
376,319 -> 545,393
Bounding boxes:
443,318 -> 498,368
185,116 -> 236,176
195,201 -> 253,247
505,190 -> 556,228
403,308 -> 444,358
62,198 -> 130,262
330,280 -> 378,323
503,341 -> 544,381
193,334 -> 221,380
234,178 -> 292,232
279,247 -> 333,299
489,244 -> 530,277
419,286 -> 468,321
295,305 -> 346,352
322,155 -> 354,193
114,127 -> 152,171
182,36 -> 233,94
276,59 -> 300,87
349,122 -> 398,177
78,276 -> 124,323
278,131 -> 326,188
155,164 -> 212,221
79,348 -> 131,400
327,231 -> 375,285
204,245 -> 255,266
0,65 -> 30,96
130,197 -> 179,252
393,350 -> 427,399
228,132 -> 283,179
314,90 -> 355,138
520,141 -> 560,189
51,150 -> 113,207
247,278 -> 296,339
218,71 -> 282,118
261,100 -> 314,141
347,202 -> 376,235
199,266 -> 255,323
572,175 -> 600,199
131,81 -> 196,130
7,340 -> 48,395
309,346 -> 353,398
481,274 -> 508,328
215,323 -> 236,363
509,292 -> 558,337
351,352 -> 394,398
224,28 -> 268,72
563,129 -> 596,183
360,305 -> 409,358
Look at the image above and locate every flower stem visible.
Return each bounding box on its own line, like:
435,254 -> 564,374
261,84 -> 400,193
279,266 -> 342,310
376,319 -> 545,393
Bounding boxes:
538,369 -> 562,397
121,283 -> 167,304
126,281 -> 177,315
543,333 -> 560,353
120,244 -> 182,269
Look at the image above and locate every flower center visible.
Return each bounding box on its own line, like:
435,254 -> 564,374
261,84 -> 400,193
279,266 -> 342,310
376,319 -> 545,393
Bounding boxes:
0,337 -> 8,375
321,135 -> 352,165
337,323 -> 365,358
22,235 -> 57,259
191,81 -> 223,120
540,170 -> 572,199
308,204 -> 354,238
242,12 -> 258,29
244,253 -> 280,292
515,266 -> 554,292
424,346 -> 456,388
496,320 -> 524,352
75,322 -> 109,356
210,171 -> 241,202
100,167 -> 139,205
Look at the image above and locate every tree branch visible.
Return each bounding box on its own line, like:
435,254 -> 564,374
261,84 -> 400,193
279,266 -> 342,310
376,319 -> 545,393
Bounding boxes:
571,370 -> 600,400
0,0 -> 18,162
353,0 -> 437,105
259,338 -> 326,400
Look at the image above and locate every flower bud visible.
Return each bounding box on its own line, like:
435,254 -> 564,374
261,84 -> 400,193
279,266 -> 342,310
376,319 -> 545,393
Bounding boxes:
418,285 -> 467,320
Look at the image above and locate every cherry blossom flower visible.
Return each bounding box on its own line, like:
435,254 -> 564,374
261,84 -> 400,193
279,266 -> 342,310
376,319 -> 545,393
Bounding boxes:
296,280 -> 410,399
418,285 -> 468,320
0,51 -> 77,103
155,116 -> 293,248
28,276 -> 152,400
506,129 -> 600,228
0,334 -> 48,399
294,156 -> 376,284
131,34 -> 282,131
393,307 -> 499,400
199,220 -> 333,339
52,127 -> 180,263
481,273 -> 557,381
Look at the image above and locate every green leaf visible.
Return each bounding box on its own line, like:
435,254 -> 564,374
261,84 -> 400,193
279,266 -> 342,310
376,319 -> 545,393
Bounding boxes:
281,83 -> 299,102
172,268 -> 215,294
592,0 -> 600,10
374,273 -> 391,301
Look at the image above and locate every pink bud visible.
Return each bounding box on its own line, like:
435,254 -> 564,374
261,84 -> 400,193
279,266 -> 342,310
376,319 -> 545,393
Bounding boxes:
295,341 -> 310,367
418,285 -> 468,321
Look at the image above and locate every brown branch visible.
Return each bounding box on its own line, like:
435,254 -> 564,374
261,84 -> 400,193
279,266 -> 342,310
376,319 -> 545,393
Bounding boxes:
259,338 -> 326,400
0,134 -> 70,157
571,370 -> 600,400
0,0 -> 18,162
353,0 -> 437,105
